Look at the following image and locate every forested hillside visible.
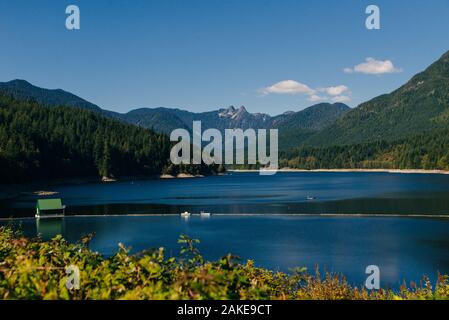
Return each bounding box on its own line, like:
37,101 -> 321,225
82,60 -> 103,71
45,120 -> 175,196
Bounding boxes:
278,50 -> 449,170
273,103 -> 350,149
281,128 -> 449,170
304,50 -> 449,146
0,80 -> 350,152
0,80 -> 102,112
119,103 -> 350,151
0,94 -> 171,183
2,50 -> 449,175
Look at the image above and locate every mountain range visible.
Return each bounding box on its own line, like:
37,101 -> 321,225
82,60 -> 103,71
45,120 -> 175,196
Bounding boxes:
118,103 -> 351,150
1,49 -> 448,154
0,80 -> 102,112
0,79 -> 350,150
305,50 -> 449,146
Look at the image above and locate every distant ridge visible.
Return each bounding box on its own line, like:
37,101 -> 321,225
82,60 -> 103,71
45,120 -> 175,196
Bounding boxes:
0,79 -> 350,150
2,49 -> 449,174
117,103 -> 350,150
0,80 -> 102,112
304,50 -> 449,146
1,49 -> 448,152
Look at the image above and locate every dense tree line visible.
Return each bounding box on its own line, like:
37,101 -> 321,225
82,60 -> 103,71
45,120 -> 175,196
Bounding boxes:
281,128 -> 449,170
0,94 -> 172,183
2,90 -> 448,182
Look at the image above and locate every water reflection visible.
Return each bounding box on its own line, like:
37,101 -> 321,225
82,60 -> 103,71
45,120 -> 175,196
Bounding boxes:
36,218 -> 65,240
2,172 -> 449,218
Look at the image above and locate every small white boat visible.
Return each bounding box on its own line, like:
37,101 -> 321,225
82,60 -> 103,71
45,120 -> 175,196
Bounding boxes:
180,211 -> 191,218
200,211 -> 211,217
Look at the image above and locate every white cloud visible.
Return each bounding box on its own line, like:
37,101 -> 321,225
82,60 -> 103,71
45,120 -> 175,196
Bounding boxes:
344,58 -> 402,75
259,80 -> 316,96
331,95 -> 351,103
259,80 -> 352,104
307,94 -> 325,102
318,85 -> 349,96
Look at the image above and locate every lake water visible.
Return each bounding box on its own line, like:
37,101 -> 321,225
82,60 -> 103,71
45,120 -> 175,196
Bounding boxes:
2,172 -> 449,288
3,172 -> 449,217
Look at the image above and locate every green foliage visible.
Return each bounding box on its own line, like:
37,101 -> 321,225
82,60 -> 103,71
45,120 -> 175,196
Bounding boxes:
178,234 -> 204,267
281,51 -> 449,170
281,128 -> 449,170
304,50 -> 449,147
1,226 -> 449,300
275,103 -> 350,150
0,92 -> 224,183
0,93 -> 172,182
0,80 -> 101,112
119,103 -> 350,153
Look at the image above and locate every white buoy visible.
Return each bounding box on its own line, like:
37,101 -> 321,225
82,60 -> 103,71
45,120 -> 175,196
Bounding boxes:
180,211 -> 191,218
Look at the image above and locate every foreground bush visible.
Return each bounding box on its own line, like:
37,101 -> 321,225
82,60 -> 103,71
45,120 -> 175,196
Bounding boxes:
1,226 -> 449,300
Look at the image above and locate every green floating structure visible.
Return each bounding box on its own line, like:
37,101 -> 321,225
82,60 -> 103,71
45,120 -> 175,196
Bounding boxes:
35,199 -> 66,218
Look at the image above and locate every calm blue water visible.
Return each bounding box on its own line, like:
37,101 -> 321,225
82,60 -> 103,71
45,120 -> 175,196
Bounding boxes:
2,172 -> 449,288
2,172 -> 449,217
6,215 -> 449,288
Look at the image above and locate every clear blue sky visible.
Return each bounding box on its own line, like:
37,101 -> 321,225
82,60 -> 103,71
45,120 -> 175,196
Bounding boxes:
0,0 -> 448,115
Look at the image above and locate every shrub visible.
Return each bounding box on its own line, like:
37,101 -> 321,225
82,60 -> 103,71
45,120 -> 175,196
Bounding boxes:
1,226 -> 448,300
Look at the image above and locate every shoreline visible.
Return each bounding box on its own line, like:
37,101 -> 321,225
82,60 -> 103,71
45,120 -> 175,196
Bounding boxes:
2,212 -> 449,221
228,168 -> 449,175
2,168 -> 448,200
160,173 -> 205,179
0,173 -> 209,200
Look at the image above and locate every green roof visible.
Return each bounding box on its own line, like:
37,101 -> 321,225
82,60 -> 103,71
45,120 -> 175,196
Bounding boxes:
36,199 -> 63,211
